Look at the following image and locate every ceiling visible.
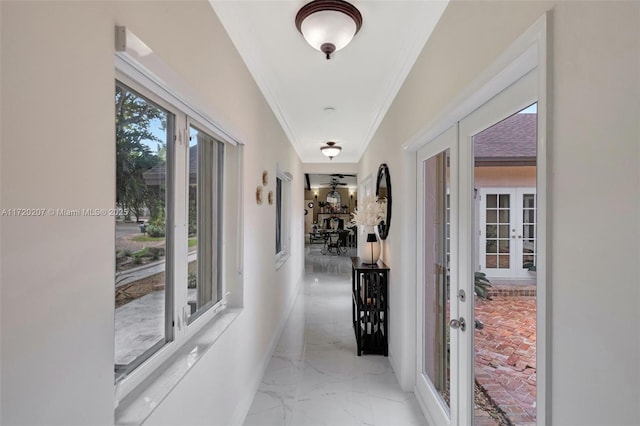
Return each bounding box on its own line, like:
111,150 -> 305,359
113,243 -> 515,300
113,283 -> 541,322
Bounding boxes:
307,173 -> 357,189
210,0 -> 448,163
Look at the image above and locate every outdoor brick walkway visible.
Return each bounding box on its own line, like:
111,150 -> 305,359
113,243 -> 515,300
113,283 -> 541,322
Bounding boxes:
475,294 -> 537,426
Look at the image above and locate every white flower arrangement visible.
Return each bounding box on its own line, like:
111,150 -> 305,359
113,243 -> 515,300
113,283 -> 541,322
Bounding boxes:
350,195 -> 385,227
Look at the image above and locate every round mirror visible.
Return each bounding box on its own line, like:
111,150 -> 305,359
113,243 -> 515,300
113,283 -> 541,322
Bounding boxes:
376,164 -> 391,240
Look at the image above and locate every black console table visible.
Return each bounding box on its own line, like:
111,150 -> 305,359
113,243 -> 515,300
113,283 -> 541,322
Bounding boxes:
351,257 -> 389,356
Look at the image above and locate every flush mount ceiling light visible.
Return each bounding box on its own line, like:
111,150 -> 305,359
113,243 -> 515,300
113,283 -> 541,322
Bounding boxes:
295,0 -> 363,60
320,141 -> 342,160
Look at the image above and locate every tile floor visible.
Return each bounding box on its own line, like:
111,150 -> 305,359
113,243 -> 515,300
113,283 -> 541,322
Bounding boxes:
243,245 -> 427,426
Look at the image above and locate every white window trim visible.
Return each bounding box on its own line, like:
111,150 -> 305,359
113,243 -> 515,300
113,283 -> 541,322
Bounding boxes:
275,167 -> 292,269
113,27 -> 244,420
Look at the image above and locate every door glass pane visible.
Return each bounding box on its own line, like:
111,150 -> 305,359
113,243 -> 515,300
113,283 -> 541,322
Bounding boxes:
473,103 -> 538,424
521,193 -> 537,270
114,82 -> 172,380
422,149 -> 451,411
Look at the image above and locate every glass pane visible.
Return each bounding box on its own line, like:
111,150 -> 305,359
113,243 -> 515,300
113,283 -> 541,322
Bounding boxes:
276,177 -> 283,253
486,225 -> 497,238
523,209 -> 534,224
474,103 -> 538,425
523,224 -> 535,239
188,127 -> 222,322
487,210 -> 497,223
422,149 -> 450,412
523,194 -> 535,208
115,82 -> 171,379
187,128 -> 198,318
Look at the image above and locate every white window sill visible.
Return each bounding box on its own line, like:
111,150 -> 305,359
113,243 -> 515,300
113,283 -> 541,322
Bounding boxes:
275,252 -> 290,270
115,308 -> 241,425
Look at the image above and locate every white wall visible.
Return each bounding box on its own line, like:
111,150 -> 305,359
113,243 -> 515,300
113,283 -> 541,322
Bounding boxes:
475,166 -> 536,188
360,1 -> 640,424
0,1 -> 303,425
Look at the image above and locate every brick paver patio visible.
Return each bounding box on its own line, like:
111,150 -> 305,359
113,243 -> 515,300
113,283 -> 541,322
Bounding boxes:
474,283 -> 537,425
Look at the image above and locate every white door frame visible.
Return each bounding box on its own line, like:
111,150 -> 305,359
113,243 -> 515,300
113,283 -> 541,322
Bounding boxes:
405,13 -> 549,424
415,126 -> 459,426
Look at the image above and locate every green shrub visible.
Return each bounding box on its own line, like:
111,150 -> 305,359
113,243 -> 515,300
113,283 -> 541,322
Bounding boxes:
148,247 -> 165,260
188,272 -> 197,289
474,272 -> 492,299
146,224 -> 165,238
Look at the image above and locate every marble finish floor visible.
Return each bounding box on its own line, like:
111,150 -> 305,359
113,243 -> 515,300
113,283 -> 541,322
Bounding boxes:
244,245 -> 427,426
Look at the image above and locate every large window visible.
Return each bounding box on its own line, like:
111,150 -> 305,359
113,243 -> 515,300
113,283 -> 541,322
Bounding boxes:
275,176 -> 283,254
114,81 -> 226,384
275,169 -> 292,266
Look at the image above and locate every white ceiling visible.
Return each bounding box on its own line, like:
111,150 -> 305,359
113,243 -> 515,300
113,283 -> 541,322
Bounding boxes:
307,173 -> 357,189
210,0 -> 448,163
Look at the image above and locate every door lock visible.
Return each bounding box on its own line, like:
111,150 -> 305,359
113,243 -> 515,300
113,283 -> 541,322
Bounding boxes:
449,317 -> 466,331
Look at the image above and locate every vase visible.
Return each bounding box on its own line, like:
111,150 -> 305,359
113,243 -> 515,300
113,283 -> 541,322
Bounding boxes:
361,225 -> 380,264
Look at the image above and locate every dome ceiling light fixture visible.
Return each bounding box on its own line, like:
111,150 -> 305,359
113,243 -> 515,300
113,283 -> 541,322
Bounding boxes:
320,141 -> 342,160
295,0 -> 363,60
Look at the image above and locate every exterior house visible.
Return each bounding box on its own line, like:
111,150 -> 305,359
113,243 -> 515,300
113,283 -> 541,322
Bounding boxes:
474,111 -> 538,280
1,1 -> 638,426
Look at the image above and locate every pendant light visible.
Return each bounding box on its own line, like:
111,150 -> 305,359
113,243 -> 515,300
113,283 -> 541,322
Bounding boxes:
320,141 -> 342,160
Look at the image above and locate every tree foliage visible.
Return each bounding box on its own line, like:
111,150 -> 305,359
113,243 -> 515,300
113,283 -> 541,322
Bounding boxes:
115,85 -> 165,222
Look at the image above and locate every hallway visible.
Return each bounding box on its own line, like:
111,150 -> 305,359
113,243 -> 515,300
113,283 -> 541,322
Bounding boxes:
244,245 -> 426,426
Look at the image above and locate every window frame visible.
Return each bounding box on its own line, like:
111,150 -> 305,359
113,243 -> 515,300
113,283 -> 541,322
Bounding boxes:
114,72 -> 232,402
275,167 -> 292,268
114,78 -> 177,383
185,121 -> 225,325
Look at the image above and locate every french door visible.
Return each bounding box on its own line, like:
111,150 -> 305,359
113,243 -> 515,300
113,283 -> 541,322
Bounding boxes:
479,188 -> 537,278
416,68 -> 540,424
415,125 -> 464,425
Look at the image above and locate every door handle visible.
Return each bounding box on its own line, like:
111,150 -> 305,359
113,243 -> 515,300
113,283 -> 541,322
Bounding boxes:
449,317 -> 466,331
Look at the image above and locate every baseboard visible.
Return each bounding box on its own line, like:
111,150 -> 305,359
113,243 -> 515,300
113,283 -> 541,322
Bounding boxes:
415,384 -> 440,426
228,274 -> 305,425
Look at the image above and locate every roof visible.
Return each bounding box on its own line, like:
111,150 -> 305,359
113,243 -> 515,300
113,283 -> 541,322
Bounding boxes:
143,145 -> 197,186
474,113 -> 537,166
